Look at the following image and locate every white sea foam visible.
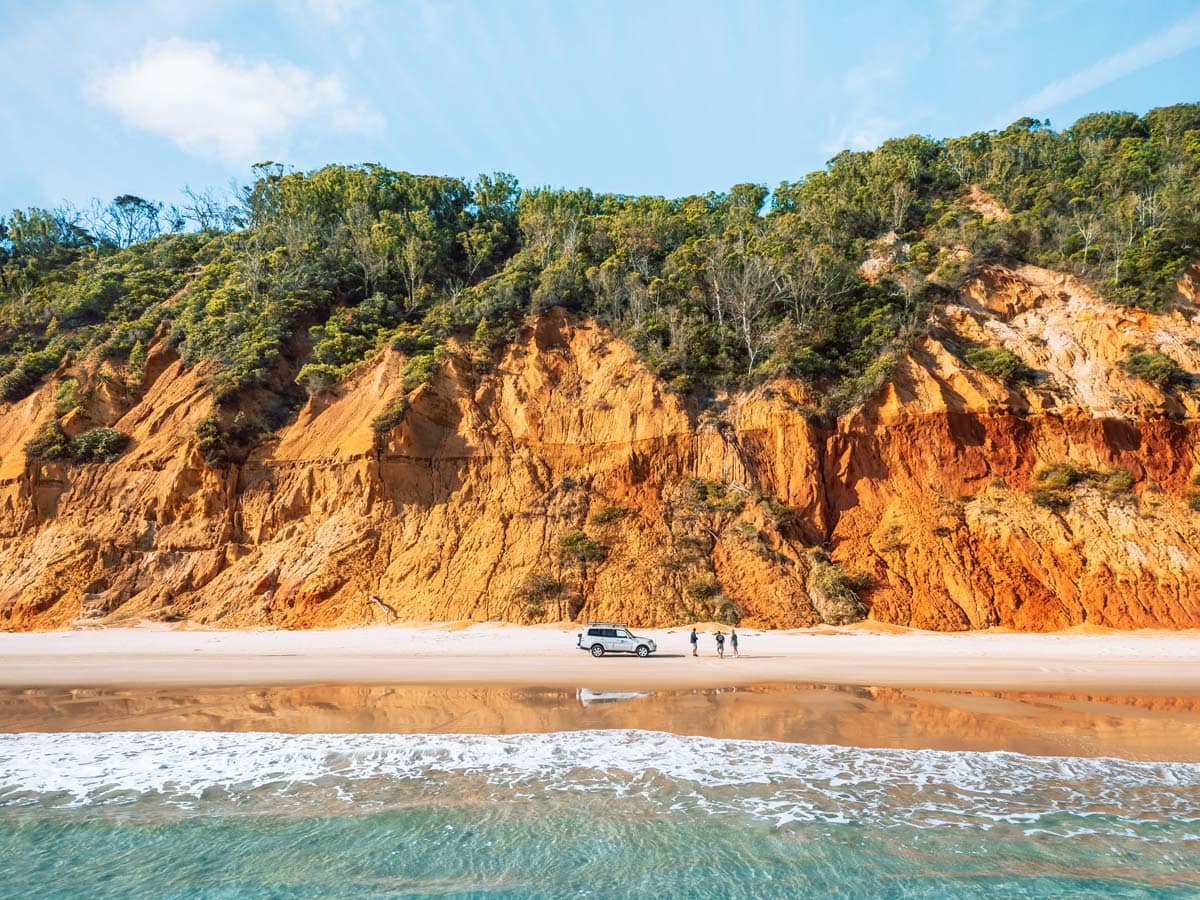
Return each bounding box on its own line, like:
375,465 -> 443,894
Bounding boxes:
1,730 -> 1198,833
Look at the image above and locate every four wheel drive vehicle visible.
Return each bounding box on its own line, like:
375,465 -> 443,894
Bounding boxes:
577,623 -> 657,657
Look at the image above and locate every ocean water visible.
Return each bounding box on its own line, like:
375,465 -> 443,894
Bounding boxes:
1,730 -> 1198,898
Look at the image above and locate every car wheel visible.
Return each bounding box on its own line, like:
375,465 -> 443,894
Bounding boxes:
636,645 -> 650,658
591,644 -> 605,657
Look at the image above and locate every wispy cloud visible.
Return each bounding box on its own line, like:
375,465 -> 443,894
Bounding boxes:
1002,9 -> 1200,124
823,62 -> 901,154
277,0 -> 371,25
87,38 -> 382,163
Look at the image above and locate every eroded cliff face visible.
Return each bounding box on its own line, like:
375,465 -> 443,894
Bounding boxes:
1,264 -> 1199,631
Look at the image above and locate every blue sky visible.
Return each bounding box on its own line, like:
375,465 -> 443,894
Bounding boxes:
2,0 -> 1199,212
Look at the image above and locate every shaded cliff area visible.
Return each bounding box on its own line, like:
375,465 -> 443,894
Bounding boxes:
1,264 -> 1198,631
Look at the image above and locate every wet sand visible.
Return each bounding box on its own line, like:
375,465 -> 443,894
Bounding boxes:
3,682 -> 1200,762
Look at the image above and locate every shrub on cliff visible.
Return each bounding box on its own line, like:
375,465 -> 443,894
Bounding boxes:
196,412 -> 261,469
589,504 -> 628,526
24,420 -> 72,460
522,572 -> 565,621
54,377 -> 82,416
1122,350 -> 1187,389
402,353 -> 437,393
1032,463 -> 1137,508
685,479 -> 745,514
371,395 -> 409,434
804,549 -> 866,625
71,428 -> 131,462
25,422 -> 130,463
559,530 -> 607,565
1,346 -> 65,403
964,346 -> 1032,385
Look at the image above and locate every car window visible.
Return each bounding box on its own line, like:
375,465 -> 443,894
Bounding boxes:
587,629 -> 603,637
603,629 -> 618,638
616,630 -> 629,638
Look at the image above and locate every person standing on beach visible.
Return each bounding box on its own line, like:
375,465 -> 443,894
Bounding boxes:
730,628 -> 739,658
690,628 -> 699,656
715,630 -> 725,659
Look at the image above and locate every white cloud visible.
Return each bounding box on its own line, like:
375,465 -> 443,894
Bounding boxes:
824,114 -> 901,154
88,38 -> 381,163
1003,10 -> 1200,123
822,63 -> 901,153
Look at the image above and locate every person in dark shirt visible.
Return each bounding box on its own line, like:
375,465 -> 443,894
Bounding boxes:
715,630 -> 725,659
689,628 -> 699,656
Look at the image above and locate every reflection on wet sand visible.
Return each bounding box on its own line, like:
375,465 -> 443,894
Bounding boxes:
2,683 -> 1199,761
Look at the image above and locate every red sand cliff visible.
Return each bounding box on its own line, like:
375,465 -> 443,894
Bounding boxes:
1,264 -> 1198,631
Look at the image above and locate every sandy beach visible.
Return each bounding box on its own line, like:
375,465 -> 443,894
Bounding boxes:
2,622 -> 1199,693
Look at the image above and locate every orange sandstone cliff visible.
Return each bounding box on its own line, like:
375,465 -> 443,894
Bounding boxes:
1,263 -> 1199,631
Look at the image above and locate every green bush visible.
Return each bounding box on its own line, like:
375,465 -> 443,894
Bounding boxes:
1123,350 -> 1187,388
71,428 -> 131,462
760,495 -> 799,529
1034,463 -> 1085,492
1098,466 -> 1135,495
24,420 -> 73,460
54,377 -> 82,416
805,549 -> 866,625
1032,463 -> 1083,509
1,347 -> 63,403
589,504 -> 628,525
559,529 -> 607,565
964,346 -> 1031,385
196,412 -> 260,469
371,395 -> 409,433
402,353 -> 437,393
25,421 -> 130,463
685,479 -> 745,514
522,572 -> 565,621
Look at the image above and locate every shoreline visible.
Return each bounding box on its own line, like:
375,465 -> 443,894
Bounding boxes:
2,623 -> 1200,693
4,682 -> 1200,761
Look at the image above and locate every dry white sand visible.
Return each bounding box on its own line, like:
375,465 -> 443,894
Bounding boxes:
1,622 -> 1199,692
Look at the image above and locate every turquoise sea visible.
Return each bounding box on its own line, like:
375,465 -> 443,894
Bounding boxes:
1,729 -> 1198,898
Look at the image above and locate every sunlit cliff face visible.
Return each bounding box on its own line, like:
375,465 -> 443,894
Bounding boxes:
2,263 -> 1199,632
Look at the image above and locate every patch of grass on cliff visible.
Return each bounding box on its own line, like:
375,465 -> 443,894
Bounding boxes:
685,478 -> 746,514
1122,350 -> 1188,389
589,504 -> 628,526
964,346 -> 1034,386
1032,463 -> 1136,509
758,495 -> 799,529
1187,474 -> 1200,512
25,421 -> 131,463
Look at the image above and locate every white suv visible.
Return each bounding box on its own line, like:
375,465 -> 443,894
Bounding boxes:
577,623 -> 657,657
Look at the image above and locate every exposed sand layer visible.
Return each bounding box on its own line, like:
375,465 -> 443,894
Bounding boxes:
2,624 -> 1199,693
6,265 -> 1200,634
3,682 -> 1198,762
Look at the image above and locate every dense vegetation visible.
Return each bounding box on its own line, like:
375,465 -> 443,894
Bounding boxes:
2,104 -> 1197,460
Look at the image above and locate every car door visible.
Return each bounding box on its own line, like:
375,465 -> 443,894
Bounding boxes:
614,629 -> 633,652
